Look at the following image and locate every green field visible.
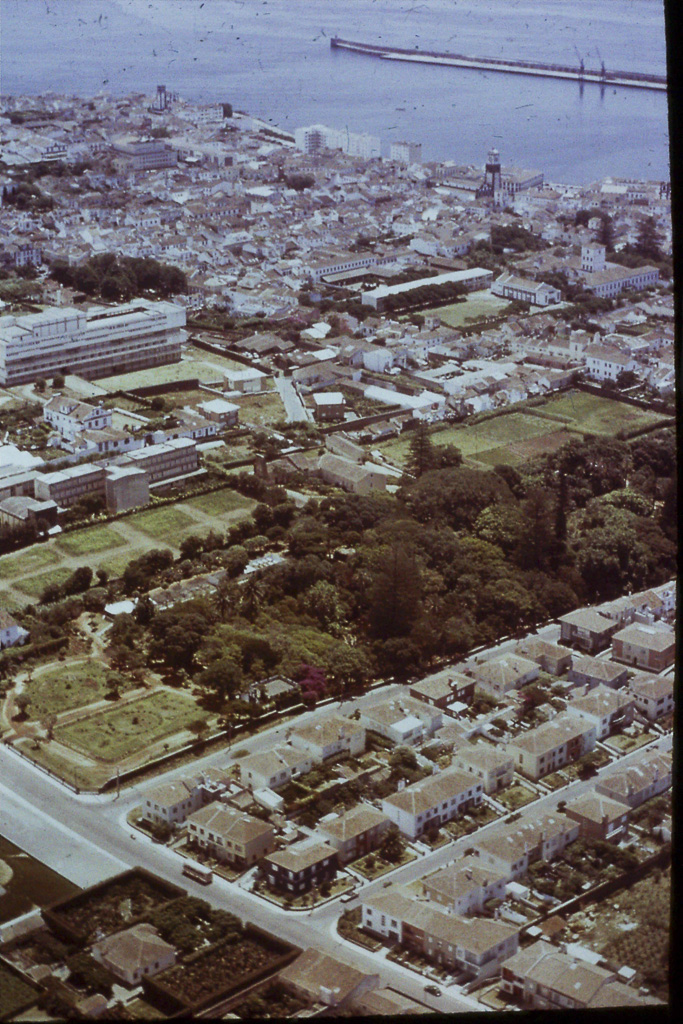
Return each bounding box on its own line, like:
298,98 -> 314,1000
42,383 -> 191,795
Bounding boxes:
184,489 -> 256,518
57,525 -> 127,557
126,506 -> 196,542
97,547 -> 146,579
14,566 -> 74,597
540,390 -> 667,436
22,659 -> 136,719
234,390 -> 286,426
95,350 -> 245,392
55,690 -> 207,763
0,545 -> 60,580
421,292 -> 513,328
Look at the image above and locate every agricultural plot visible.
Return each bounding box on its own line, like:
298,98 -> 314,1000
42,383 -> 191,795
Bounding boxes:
541,390 -> 668,436
14,566 -> 74,598
54,689 -> 207,763
21,659 -> 136,719
184,489 -> 256,518
0,544 -> 60,580
56,525 -> 127,557
126,506 -> 197,543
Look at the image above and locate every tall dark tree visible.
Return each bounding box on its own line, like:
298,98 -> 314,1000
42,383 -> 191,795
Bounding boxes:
555,471 -> 568,542
368,545 -> 422,639
405,422 -> 435,479
635,216 -> 663,261
596,215 -> 615,252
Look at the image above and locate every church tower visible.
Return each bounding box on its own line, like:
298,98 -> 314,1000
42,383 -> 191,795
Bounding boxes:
485,147 -> 502,192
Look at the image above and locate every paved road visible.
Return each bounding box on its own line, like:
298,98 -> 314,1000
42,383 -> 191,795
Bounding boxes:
274,375 -> 309,422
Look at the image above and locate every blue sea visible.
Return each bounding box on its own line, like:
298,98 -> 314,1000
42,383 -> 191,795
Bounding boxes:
0,0 -> 670,183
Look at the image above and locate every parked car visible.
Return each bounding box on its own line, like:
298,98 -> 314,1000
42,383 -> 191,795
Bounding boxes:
424,984 -> 441,997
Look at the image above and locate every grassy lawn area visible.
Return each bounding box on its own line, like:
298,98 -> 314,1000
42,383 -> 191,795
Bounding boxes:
22,659 -> 136,719
354,847 -> 417,879
56,525 -> 127,557
233,390 -> 286,427
126,506 -> 197,543
0,545 -> 60,580
497,782 -> 538,811
421,292 -> 513,328
604,731 -> 654,753
0,963 -> 38,1018
14,566 -> 74,598
539,390 -> 668,436
54,689 -> 207,763
183,488 -> 256,518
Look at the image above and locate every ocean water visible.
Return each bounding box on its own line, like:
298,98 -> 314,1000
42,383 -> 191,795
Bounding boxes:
0,0 -> 671,183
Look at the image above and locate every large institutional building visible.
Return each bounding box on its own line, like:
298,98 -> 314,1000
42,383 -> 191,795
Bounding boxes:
0,299 -> 186,385
294,123 -> 381,160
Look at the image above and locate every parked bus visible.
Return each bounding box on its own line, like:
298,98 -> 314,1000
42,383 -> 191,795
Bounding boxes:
182,861 -> 213,885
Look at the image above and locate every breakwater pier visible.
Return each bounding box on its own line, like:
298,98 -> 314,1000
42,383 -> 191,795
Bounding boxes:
330,37 -> 667,92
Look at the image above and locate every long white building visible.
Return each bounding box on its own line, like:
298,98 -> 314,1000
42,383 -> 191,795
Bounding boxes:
0,299 -> 186,385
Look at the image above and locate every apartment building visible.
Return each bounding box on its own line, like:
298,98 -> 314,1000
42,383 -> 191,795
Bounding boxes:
114,436 -> 198,484
611,622 -> 675,672
264,838 -> 338,895
563,790 -> 631,843
506,712 -> 597,781
452,743 -> 515,795
359,697 -> 442,746
390,140 -> 422,165
362,886 -> 519,981
422,857 -> 508,915
566,684 -> 635,740
185,804 -> 276,869
558,609 -> 619,653
472,813 -> 580,880
501,940 -> 659,1009
471,653 -> 539,700
627,673 -> 674,721
290,715 -> 365,762
34,463 -> 107,507
316,805 -> 391,864
0,299 -> 185,385
381,767 -> 483,839
595,749 -> 672,808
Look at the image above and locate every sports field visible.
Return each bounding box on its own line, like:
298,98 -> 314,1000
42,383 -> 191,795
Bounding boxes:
421,292 -> 513,328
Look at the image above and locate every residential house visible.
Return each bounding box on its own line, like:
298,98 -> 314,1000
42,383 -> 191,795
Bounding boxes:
263,837 -> 338,895
566,684 -> 635,739
505,712 -> 597,781
584,344 -> 639,382
472,813 -> 580,880
381,767 -> 483,839
186,804 -> 276,869
0,608 -> 29,648
595,748 -> 672,808
568,655 -> 628,690
238,747 -> 313,792
611,622 -> 675,672
91,924 -> 176,986
563,790 -> 631,843
501,940 -> 661,1009
142,778 -> 203,826
514,638 -> 573,677
279,948 -> 379,1009
316,805 -> 391,864
359,697 -> 442,746
627,673 -> 674,721
558,609 -> 619,653
290,715 -> 365,762
452,743 -> 515,795
311,391 -> 346,422
318,452 -> 387,495
43,397 -> 113,439
409,670 -> 475,710
421,857 -> 508,915
361,886 -> 519,981
223,367 -> 267,393
471,654 -> 539,700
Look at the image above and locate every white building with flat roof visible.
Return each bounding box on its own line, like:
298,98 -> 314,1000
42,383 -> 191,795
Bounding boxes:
0,299 -> 185,385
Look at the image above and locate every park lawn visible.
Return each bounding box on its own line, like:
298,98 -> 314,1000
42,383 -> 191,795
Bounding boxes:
56,525 -> 127,557
540,390 -> 668,436
183,489 -> 256,518
22,659 -> 136,719
126,506 -> 197,543
233,390 -> 286,427
54,690 -> 208,763
421,292 -> 513,328
14,566 -> 74,598
0,544 -> 60,580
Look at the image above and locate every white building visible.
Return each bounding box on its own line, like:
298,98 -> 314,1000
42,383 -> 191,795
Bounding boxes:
359,697 -> 442,746
0,299 -> 186,385
381,767 -> 483,839
290,715 -> 365,762
390,141 -> 422,166
0,609 -> 29,648
44,397 -> 113,439
584,344 -> 639,382
492,272 -> 562,307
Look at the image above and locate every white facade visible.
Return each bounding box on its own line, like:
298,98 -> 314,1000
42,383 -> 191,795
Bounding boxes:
0,299 -> 186,385
44,398 -> 113,439
381,768 -> 484,840
390,141 -> 422,166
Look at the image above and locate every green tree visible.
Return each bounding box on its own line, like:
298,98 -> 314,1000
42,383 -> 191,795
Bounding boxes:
405,422 -> 435,479
380,824 -> 405,863
635,216 -> 663,261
